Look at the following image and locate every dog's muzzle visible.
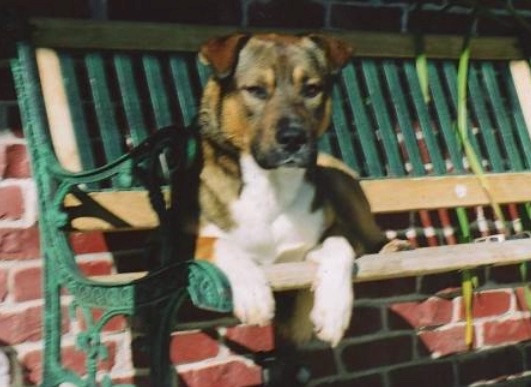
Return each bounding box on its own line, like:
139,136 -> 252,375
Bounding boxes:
253,125 -> 316,169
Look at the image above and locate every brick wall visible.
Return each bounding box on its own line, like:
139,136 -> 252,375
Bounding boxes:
2,1 -> 531,386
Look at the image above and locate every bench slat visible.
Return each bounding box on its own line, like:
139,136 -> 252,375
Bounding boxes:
362,173 -> 531,213
63,172 -> 531,231
468,64 -> 505,172
114,54 -> 150,146
268,238 -> 531,290
90,239 -> 531,291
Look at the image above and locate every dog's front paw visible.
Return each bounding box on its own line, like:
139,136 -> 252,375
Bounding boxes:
311,274 -> 353,347
214,242 -> 275,326
231,271 -> 275,326
307,237 -> 355,346
379,238 -> 413,253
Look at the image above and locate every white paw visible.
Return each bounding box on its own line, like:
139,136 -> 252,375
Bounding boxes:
230,268 -> 275,326
307,237 -> 355,346
311,273 -> 353,346
214,250 -> 275,325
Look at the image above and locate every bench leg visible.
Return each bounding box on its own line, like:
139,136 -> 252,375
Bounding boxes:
41,255 -> 68,387
148,291 -> 187,387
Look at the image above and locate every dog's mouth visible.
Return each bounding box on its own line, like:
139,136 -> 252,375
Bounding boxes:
251,142 -> 316,170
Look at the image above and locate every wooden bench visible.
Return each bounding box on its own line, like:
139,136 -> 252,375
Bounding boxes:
10,17 -> 531,386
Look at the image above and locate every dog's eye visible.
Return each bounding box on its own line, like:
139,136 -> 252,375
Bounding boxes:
243,85 -> 269,100
302,83 -> 323,98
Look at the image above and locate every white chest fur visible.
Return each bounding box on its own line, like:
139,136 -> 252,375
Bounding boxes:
213,154 -> 326,265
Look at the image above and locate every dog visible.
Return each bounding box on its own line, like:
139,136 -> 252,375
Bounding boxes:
189,32 -> 409,347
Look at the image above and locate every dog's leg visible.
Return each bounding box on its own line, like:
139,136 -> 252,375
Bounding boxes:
214,240 -> 275,326
306,236 -> 355,346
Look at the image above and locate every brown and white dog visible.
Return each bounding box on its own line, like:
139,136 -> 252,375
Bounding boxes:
192,33 -> 408,346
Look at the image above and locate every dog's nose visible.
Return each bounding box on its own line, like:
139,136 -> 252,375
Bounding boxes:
276,126 -> 307,152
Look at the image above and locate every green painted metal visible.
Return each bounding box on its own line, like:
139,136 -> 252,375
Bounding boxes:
341,63 -> 384,177
501,65 -> 531,169
330,85 -> 360,171
59,53 -> 98,170
196,58 -> 211,86
428,62 -> 466,173
85,53 -> 125,164
441,62 -> 485,167
467,63 -> 504,172
481,62 -> 524,171
383,60 -> 425,176
403,62 -> 447,174
169,55 -> 198,127
143,55 -> 174,128
362,60 -> 405,177
113,54 -> 150,146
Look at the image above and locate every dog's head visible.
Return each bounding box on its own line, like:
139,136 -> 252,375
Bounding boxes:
199,33 -> 352,169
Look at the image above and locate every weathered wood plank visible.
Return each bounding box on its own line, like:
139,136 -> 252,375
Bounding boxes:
91,238 -> 531,291
64,172 -> 531,231
65,190 -> 162,230
510,60 -> 531,139
30,18 -> 524,60
36,48 -> 82,172
361,172 -> 531,213
267,238 -> 531,290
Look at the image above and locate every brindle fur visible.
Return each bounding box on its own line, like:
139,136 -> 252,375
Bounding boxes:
198,33 -> 389,255
192,33 -> 412,357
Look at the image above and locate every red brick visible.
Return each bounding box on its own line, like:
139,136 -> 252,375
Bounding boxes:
179,360 -> 262,387
0,145 -> 6,177
170,331 -> 220,365
0,268 -> 7,301
418,326 -> 470,357
77,308 -> 128,333
23,341 -> 117,384
5,144 -> 31,178
458,290 -> 512,320
0,304 -> 68,344
70,232 -> 109,254
483,318 -> 531,346
0,185 -> 24,220
0,227 -> 40,260
77,258 -> 114,277
389,298 -> 453,329
225,325 -> 274,353
11,264 -> 42,302
0,305 -> 42,344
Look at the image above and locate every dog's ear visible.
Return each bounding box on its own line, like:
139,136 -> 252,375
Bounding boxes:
199,33 -> 251,79
307,34 -> 353,73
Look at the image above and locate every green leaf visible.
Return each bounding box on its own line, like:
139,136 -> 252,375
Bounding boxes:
519,262 -> 531,311
462,269 -> 477,349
